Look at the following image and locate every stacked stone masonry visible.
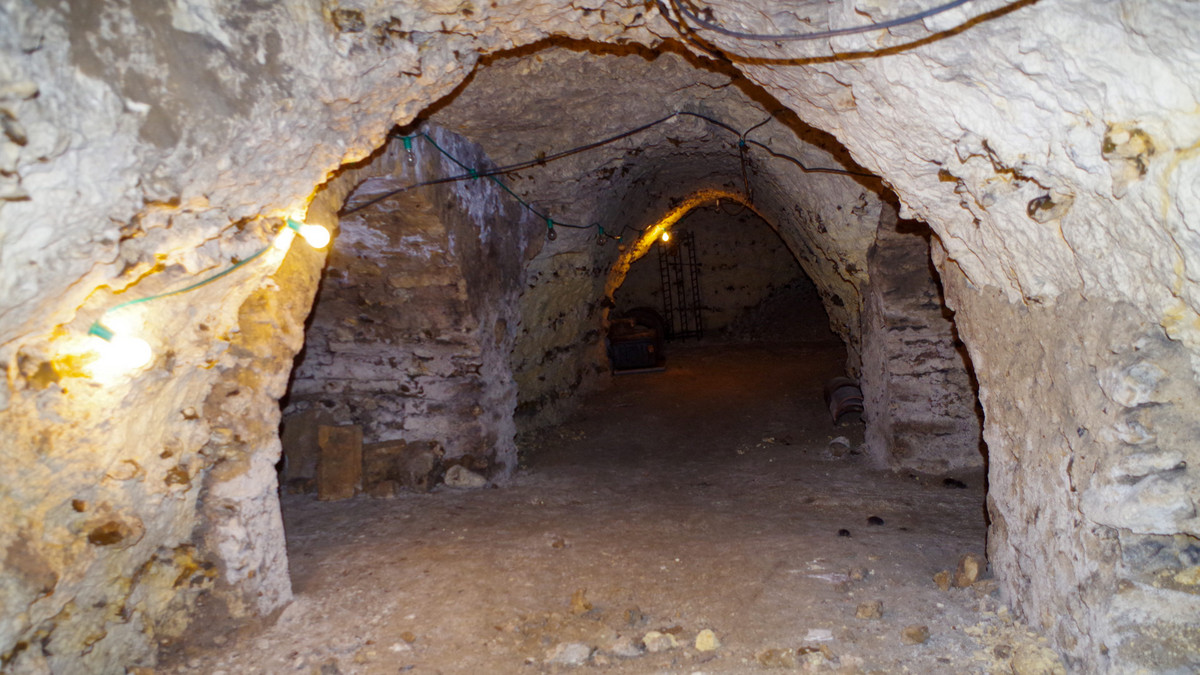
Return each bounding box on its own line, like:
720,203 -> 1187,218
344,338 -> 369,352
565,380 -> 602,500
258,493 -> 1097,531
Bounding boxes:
861,201 -> 983,473
286,128 -> 540,482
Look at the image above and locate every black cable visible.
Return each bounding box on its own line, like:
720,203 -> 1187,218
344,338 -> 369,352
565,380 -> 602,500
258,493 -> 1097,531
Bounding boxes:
340,172 -> 490,216
475,113 -> 678,175
745,139 -> 877,178
342,111 -> 873,221
670,0 -> 976,42
744,115 -> 772,138
343,116 -> 689,216
738,139 -> 752,200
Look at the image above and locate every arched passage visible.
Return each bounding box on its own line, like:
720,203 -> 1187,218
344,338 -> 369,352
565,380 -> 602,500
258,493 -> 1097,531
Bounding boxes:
609,198 -> 835,344
280,127 -> 543,491
2,3 -> 1197,674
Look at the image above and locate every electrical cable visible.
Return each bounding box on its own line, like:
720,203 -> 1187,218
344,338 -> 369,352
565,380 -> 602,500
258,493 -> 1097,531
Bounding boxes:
84,240 -> 276,370
341,111 -> 875,240
743,138 -> 876,177
729,147 -> 754,217
744,115 -> 772,138
418,133 -> 593,231
101,245 -> 271,316
667,0 -> 976,42
82,217 -> 338,376
85,109 -> 836,364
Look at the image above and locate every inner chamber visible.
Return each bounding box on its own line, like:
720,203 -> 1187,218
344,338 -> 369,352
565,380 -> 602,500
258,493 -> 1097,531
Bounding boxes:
250,43 -> 994,674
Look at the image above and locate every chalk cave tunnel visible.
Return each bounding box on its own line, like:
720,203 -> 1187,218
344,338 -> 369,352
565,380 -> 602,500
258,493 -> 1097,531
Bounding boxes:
1,2 -> 1199,674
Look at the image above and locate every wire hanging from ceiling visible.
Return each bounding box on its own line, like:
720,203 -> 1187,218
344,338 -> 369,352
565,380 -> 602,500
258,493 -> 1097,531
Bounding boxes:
340,110 -> 877,245
661,0 -> 977,42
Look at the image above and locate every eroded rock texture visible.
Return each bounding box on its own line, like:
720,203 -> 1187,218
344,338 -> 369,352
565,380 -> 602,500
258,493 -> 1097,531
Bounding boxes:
429,47 -> 878,426
938,255 -> 1200,672
284,129 -> 536,480
861,202 -> 982,473
1,0 -> 1198,672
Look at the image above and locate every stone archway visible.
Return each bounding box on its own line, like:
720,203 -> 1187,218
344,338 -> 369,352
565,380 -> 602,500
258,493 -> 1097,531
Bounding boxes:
1,3 -> 1198,673
279,127 -> 545,494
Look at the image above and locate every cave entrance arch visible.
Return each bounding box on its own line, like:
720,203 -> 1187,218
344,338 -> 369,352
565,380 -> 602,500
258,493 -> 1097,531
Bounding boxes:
278,128 -> 542,498
265,89 -> 989,675
271,54 -> 988,616
604,188 -> 984,474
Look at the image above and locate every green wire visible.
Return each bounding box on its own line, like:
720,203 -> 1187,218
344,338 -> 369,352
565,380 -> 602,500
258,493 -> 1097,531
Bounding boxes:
90,111 -> 856,323
416,132 -> 589,230
102,245 -> 271,315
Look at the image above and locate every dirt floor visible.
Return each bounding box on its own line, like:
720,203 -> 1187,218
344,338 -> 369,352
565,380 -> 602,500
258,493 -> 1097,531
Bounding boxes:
162,341 -> 1064,674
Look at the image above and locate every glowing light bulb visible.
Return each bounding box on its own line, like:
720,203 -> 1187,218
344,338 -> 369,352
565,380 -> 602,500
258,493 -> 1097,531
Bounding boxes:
298,223 -> 331,248
286,218 -> 331,249
88,322 -> 152,374
661,231 -> 671,243
273,226 -> 297,251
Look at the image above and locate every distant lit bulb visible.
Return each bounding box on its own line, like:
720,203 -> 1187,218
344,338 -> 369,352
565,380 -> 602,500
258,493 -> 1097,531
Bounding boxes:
88,322 -> 152,374
286,218 -> 331,249
661,231 -> 671,243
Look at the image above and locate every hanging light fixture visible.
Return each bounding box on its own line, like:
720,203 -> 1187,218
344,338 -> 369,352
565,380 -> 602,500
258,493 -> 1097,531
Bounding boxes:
79,213 -> 330,381
285,218 -> 331,249
87,321 -> 152,374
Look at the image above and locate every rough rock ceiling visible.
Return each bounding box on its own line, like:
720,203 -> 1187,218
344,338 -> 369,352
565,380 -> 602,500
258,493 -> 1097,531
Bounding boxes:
428,44 -> 883,344
2,1 -> 1197,362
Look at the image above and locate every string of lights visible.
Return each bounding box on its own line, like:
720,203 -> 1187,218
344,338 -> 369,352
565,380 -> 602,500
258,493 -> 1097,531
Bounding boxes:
83,109 -> 871,378
85,218 -> 330,376
340,111 -> 874,245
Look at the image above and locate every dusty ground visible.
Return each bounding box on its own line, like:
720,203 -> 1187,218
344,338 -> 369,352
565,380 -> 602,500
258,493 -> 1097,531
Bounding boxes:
162,341 -> 1064,674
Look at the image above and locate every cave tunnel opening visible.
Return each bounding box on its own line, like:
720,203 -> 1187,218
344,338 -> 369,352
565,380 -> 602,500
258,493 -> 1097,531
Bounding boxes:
14,2 -> 1199,673
610,202 -> 840,347
260,40 -> 993,674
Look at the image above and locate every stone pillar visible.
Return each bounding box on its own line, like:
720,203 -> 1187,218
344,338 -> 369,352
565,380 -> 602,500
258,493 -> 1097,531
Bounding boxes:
285,128 -> 535,484
860,202 -> 983,473
197,240 -> 326,620
935,246 -> 1200,673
